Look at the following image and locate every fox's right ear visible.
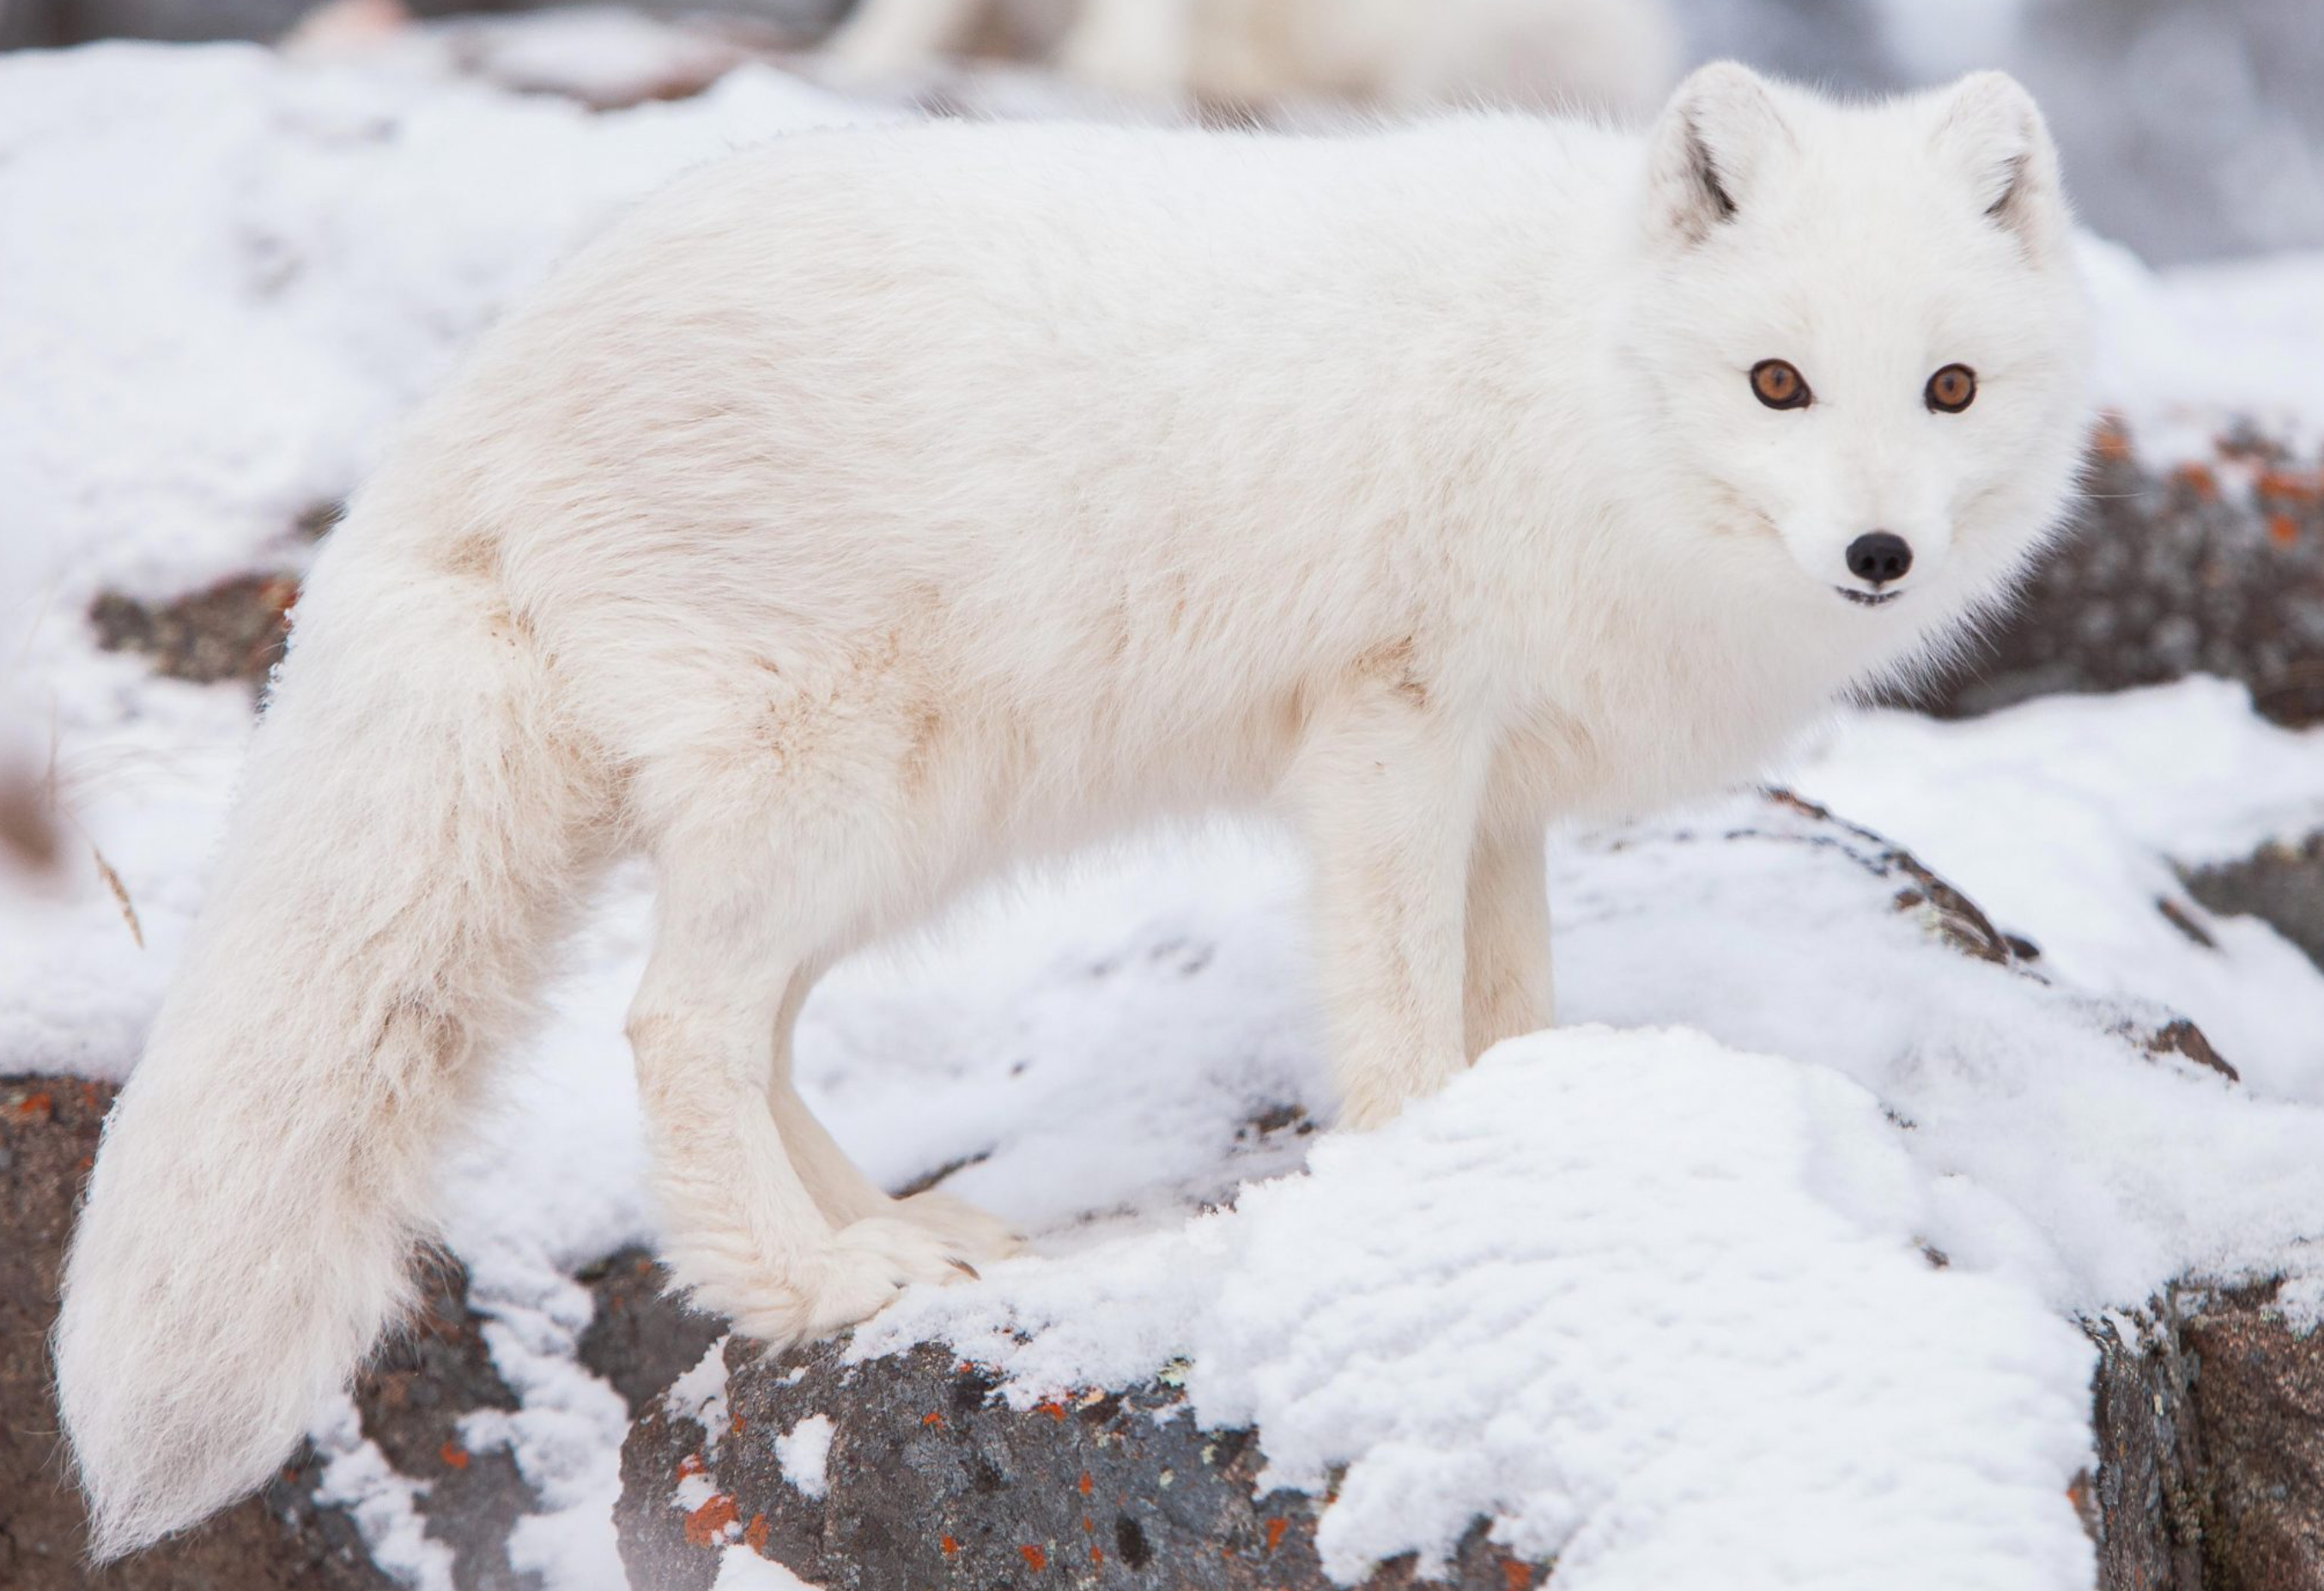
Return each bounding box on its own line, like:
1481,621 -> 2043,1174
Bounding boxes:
1644,62 -> 1794,248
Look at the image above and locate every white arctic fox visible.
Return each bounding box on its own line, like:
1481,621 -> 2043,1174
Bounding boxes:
58,64 -> 2089,1555
825,0 -> 1680,117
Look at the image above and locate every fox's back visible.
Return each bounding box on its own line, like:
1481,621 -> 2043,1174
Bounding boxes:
385,115 -> 1641,783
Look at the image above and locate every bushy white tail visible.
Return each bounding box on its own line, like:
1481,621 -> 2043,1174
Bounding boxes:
54,527 -> 609,1557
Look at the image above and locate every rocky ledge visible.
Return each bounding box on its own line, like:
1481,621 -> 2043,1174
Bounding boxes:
6,795 -> 2319,1588
0,1078 -> 720,1591
607,793 -> 2312,1591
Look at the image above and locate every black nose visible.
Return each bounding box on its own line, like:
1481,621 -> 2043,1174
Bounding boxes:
1846,531 -> 1913,585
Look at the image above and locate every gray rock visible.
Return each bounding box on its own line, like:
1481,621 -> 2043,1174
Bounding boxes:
0,1072 -> 722,1590
0,1074 -> 397,1591
609,798 -> 2272,1591
614,1337 -> 1544,1591
2090,1281 -> 2324,1590
579,1247 -> 730,1419
89,572 -> 301,694
1907,427 -> 2324,730
2185,832 -> 2324,975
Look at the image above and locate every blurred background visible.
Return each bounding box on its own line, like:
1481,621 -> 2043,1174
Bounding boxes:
0,0 -> 2319,264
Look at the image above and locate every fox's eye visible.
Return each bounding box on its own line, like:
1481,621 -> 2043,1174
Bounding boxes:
1927,364 -> 1977,414
1751,359 -> 1811,410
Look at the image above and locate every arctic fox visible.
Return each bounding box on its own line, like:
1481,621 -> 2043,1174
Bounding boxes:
824,0 -> 1680,117
58,64 -> 2089,1556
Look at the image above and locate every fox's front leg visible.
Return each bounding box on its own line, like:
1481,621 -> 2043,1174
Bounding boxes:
1291,687 -> 1490,1132
1464,819 -> 1554,1060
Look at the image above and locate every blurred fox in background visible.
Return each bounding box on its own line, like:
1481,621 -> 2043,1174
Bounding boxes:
825,0 -> 1681,117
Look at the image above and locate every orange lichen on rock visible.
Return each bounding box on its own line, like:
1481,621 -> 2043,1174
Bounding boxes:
1019,1543 -> 1048,1570
683,1493 -> 739,1548
939,1535 -> 960,1556
2172,460 -> 2218,501
2256,468 -> 2324,505
1265,1516 -> 1288,1552
2270,513 -> 2301,547
921,1411 -> 945,1428
1076,1472 -> 1093,1496
744,1514 -> 769,1553
15,1090 -> 52,1120
1035,1400 -> 1068,1422
1502,1560 -> 1534,1591
439,1442 -> 470,1471
675,1453 -> 705,1480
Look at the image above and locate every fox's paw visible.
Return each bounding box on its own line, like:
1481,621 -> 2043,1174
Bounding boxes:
687,1217 -> 980,1349
892,1190 -> 1020,1269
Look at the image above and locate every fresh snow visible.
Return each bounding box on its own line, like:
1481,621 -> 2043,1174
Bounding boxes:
1790,678 -> 2324,1104
713,1545 -> 826,1591
4,27 -> 2322,1591
773,1415 -> 835,1502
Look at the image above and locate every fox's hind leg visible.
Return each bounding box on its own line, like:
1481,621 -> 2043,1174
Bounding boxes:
627,805 -> 988,1345
762,962 -> 1018,1264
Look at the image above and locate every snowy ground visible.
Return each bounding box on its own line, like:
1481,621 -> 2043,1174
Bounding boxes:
4,27 -> 2324,1591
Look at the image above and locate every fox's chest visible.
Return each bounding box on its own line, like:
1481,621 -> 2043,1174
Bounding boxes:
1497,608 -> 1867,823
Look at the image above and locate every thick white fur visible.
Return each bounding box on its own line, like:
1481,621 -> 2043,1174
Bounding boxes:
57,66 -> 2089,1557
825,0 -> 1681,117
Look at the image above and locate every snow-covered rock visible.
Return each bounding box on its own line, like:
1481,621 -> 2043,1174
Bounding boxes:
604,795 -> 2295,1591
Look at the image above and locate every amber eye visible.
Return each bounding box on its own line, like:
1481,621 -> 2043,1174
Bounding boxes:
1751,359 -> 1811,410
1927,364 -> 1977,414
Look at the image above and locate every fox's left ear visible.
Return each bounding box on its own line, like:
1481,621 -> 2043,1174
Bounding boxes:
1643,63 -> 1795,249
1932,72 -> 2068,259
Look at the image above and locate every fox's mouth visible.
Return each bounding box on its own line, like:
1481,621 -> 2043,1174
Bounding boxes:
1836,587 -> 1901,608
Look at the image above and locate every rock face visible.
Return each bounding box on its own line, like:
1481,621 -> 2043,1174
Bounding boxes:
0,1076 -> 396,1591
1916,426 -> 2324,729
615,1338 -> 1543,1591
2090,1283 -> 2324,1591
606,795 -> 2295,1591
89,572 -> 301,692
618,1272 -> 2324,1591
2186,832 -> 2324,975
0,1077 -> 715,1591
579,1248 -> 731,1420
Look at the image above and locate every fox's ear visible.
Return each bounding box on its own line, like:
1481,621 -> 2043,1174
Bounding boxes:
1644,62 -> 1794,248
1933,71 -> 2068,258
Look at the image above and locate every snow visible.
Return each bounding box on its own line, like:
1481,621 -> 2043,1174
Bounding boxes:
713,1546 -> 826,1591
864,1027 -> 2102,1588
773,1415 -> 834,1502
1789,678 -> 2324,1103
2082,236 -> 2324,454
311,1394 -> 457,1591
3,23 -> 2321,1591
664,1337 -> 737,1449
